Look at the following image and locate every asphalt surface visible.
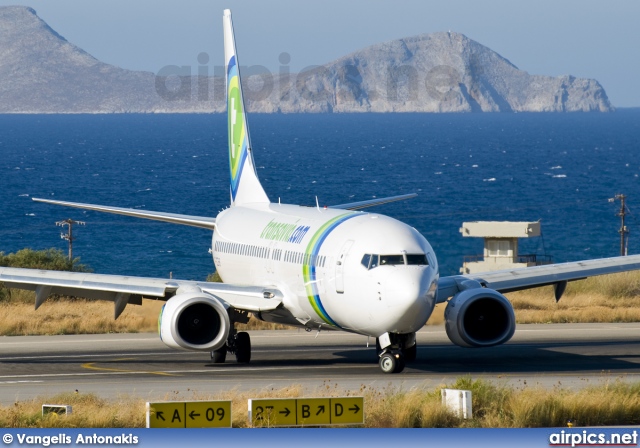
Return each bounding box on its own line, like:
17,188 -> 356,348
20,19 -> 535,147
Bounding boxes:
1,323 -> 640,404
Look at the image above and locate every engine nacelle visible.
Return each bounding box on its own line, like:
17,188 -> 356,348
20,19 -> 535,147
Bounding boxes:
159,292 -> 230,351
444,288 -> 515,348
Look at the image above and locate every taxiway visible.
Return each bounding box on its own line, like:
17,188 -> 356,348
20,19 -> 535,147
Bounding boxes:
1,323 -> 639,404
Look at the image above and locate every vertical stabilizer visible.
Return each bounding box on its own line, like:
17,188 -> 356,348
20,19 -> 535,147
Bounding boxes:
223,9 -> 270,207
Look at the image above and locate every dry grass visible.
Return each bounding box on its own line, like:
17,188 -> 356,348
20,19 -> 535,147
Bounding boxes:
0,392 -> 147,428
0,290 -> 288,335
504,383 -> 640,427
3,379 -> 640,428
236,319 -> 290,331
0,291 -> 164,336
2,271 -> 640,336
507,271 -> 640,324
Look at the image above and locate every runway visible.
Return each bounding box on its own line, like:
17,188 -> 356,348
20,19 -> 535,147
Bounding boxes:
1,323 -> 640,405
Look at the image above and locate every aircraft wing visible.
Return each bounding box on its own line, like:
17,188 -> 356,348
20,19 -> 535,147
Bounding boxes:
330,193 -> 417,210
0,267 -> 282,318
32,198 -> 216,230
437,254 -> 640,303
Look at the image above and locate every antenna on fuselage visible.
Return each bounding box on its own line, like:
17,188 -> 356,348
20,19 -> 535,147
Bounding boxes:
315,196 -> 320,211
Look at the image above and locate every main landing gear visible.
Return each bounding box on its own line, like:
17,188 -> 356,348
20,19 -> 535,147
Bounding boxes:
376,332 -> 417,374
211,310 -> 252,364
211,329 -> 251,363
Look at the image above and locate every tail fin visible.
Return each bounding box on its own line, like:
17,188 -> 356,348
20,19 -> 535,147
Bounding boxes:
223,9 -> 270,207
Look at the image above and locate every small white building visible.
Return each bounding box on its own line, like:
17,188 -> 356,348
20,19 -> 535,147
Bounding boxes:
460,221 -> 552,274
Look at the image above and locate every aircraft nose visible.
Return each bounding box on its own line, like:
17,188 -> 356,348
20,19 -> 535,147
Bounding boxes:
383,268 -> 436,332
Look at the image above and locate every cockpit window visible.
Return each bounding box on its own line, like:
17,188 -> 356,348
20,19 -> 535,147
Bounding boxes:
406,254 -> 428,265
361,254 -> 380,269
380,255 -> 405,266
361,253 -> 428,270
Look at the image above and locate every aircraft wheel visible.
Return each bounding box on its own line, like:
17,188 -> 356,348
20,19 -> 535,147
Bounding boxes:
235,331 -> 251,363
379,353 -> 404,373
211,345 -> 227,363
403,343 -> 417,362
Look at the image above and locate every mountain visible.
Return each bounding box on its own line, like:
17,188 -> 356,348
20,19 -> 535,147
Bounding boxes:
0,6 -> 211,113
0,6 -> 612,113
258,32 -> 612,113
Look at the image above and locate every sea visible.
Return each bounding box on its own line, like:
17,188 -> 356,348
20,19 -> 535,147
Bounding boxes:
1,111 -> 639,279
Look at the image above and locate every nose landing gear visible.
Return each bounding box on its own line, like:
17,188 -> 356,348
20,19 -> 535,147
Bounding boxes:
376,332 -> 417,373
379,351 -> 405,374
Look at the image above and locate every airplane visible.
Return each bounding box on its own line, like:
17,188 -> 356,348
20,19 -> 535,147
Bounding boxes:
2,9 -> 640,374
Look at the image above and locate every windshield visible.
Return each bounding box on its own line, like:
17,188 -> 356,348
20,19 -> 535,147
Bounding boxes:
360,253 -> 428,270
380,255 -> 404,266
406,254 -> 428,265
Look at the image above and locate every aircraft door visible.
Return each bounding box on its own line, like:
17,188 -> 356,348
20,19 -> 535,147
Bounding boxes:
335,239 -> 354,294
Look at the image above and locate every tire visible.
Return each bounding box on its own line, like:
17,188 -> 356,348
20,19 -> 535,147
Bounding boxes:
211,345 -> 227,363
379,353 -> 397,374
235,331 -> 251,363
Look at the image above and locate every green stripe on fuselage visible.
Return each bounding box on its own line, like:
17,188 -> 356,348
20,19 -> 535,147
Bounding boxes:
302,213 -> 357,326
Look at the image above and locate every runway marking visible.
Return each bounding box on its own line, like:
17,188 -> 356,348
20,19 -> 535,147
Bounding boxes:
0,332 -> 352,346
0,352 -> 181,361
0,347 -> 369,362
81,359 -> 178,376
0,364 -> 371,381
2,342 -> 633,361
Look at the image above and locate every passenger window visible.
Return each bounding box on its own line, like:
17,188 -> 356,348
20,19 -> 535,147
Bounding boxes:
361,254 -> 371,269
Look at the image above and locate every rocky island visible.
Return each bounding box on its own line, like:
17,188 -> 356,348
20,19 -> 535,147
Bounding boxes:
0,6 -> 612,113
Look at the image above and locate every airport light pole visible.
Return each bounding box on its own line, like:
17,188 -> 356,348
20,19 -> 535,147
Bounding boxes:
56,219 -> 85,262
609,194 -> 629,256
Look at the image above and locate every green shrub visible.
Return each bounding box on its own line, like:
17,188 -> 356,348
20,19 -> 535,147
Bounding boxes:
0,248 -> 90,272
0,248 -> 91,302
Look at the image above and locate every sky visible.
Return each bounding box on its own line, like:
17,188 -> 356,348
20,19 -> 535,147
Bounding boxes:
3,0 -> 640,107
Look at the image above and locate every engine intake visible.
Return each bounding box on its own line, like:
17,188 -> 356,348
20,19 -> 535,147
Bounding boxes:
444,288 -> 515,348
159,292 -> 230,351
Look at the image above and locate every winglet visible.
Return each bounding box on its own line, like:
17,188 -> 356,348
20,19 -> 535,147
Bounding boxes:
223,9 -> 270,207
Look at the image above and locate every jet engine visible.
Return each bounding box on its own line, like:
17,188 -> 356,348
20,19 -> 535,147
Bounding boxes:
444,287 -> 515,348
159,292 -> 230,351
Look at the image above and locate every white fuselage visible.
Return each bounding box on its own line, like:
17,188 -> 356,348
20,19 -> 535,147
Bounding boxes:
212,203 -> 439,337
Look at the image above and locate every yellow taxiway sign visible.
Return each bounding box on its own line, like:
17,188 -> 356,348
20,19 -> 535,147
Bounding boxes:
249,397 -> 363,426
146,401 -> 232,428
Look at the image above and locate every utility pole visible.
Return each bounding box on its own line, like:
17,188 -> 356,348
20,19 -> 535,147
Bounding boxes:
56,219 -> 85,261
609,194 -> 629,256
